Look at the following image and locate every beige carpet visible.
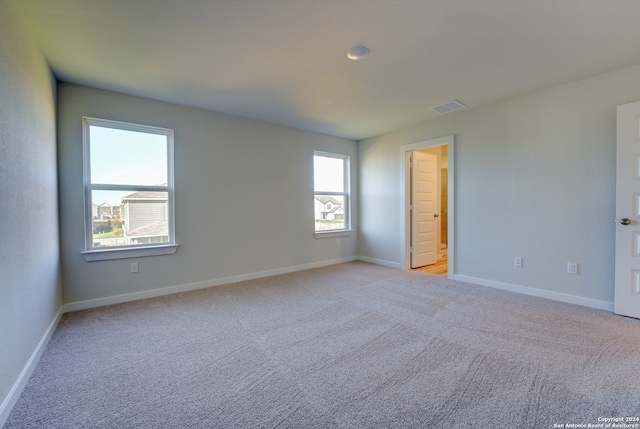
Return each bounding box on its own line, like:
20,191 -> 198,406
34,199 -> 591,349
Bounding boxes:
5,261 -> 640,428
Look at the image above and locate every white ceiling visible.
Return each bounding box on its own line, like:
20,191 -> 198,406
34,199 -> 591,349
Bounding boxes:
18,0 -> 640,140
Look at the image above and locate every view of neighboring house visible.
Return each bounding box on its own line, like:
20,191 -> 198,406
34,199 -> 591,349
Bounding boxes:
91,203 -> 116,231
91,203 -> 115,219
314,195 -> 344,230
121,191 -> 169,245
314,196 -> 344,221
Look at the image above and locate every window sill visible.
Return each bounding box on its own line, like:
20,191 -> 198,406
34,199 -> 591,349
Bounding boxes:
81,244 -> 179,262
314,230 -> 353,239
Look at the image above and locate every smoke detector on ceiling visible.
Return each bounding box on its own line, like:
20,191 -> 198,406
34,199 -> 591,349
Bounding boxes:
432,100 -> 467,114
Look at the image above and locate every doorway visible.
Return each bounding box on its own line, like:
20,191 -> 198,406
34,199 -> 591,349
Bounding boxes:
400,135 -> 454,276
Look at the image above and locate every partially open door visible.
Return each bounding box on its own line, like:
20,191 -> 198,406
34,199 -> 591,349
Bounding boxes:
410,151 -> 438,268
615,101 -> 640,319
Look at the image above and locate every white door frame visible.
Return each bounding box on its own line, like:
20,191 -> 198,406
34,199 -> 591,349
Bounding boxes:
400,135 -> 455,273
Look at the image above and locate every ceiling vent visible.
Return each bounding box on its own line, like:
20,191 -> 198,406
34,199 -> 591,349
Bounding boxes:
432,100 -> 467,114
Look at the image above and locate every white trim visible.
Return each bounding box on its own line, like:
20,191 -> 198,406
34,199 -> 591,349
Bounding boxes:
314,151 -> 351,233
357,255 -> 403,269
82,243 -> 178,262
314,230 -> 353,239
82,117 -> 176,253
452,274 -> 614,312
0,308 -> 63,427
64,256 -> 358,312
400,135 -> 455,273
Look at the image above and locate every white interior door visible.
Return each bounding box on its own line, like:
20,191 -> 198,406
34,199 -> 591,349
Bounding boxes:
615,101 -> 640,319
411,151 -> 438,268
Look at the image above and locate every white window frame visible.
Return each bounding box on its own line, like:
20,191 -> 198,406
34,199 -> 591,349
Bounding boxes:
313,151 -> 352,238
81,117 -> 178,261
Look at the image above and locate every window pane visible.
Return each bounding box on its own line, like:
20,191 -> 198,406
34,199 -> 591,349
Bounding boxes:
89,125 -> 168,186
84,118 -> 175,255
314,155 -> 344,192
121,191 -> 169,246
314,194 -> 345,231
90,190 -> 126,248
90,189 -> 168,248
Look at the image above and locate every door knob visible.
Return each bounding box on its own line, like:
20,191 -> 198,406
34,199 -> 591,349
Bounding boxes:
434,214 -> 439,218
620,218 -> 631,225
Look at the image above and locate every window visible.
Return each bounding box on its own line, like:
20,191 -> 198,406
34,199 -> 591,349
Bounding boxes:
82,117 -> 177,261
314,151 -> 350,234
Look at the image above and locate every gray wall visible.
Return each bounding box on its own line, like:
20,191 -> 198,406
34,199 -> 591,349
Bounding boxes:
359,63 -> 640,306
0,0 -> 61,419
57,83 -> 358,305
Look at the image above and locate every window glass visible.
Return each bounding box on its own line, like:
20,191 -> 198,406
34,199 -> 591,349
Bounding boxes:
314,155 -> 344,193
84,118 -> 174,252
314,152 -> 349,232
89,126 -> 168,186
314,194 -> 345,231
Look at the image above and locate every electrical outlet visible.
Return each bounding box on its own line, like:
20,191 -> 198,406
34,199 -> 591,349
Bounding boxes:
336,238 -> 341,247
514,256 -> 522,267
131,262 -> 139,273
567,262 -> 578,275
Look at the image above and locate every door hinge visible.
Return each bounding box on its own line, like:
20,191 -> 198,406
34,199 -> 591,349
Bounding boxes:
409,247 -> 413,253
409,204 -> 413,211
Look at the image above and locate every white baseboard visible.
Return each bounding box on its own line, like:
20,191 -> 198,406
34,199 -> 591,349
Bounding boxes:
64,256 -> 359,312
356,258 -> 613,312
62,258 -> 613,316
0,308 -> 63,427
357,255 -> 403,269
452,274 -> 614,312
